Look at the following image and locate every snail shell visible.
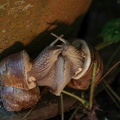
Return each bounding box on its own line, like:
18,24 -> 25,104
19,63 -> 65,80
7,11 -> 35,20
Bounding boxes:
1,86 -> 40,111
0,51 -> 36,90
67,39 -> 103,90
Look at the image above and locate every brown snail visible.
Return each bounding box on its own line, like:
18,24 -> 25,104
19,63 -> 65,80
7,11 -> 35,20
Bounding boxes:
0,33 -> 103,111
0,47 -> 40,111
67,39 -> 103,90
28,33 -> 103,95
0,50 -> 36,90
48,34 -> 103,91
28,34 -> 71,95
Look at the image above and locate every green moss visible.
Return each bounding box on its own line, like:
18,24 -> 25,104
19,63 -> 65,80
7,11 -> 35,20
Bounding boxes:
102,18 -> 120,44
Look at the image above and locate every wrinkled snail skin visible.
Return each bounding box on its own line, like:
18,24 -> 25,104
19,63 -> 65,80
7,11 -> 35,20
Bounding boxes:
71,40 -> 92,79
53,56 -> 71,96
1,86 -> 40,111
36,55 -> 71,96
0,51 -> 36,90
67,39 -> 103,90
29,38 -> 85,96
50,56 -> 71,96
28,45 -> 62,84
28,43 -> 72,96
61,43 -> 84,76
32,37 -> 103,94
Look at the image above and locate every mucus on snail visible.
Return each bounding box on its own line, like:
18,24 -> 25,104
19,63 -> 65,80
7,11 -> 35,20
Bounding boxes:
0,33 -> 103,111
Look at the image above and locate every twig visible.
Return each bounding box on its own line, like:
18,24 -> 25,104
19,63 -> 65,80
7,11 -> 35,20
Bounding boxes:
62,90 -> 89,107
103,81 -> 120,102
95,41 -> 120,106
100,61 -> 120,103
22,87 -> 48,120
69,104 -> 80,120
105,44 -> 120,70
100,61 -> 120,81
95,41 -> 112,51
60,93 -> 64,120
89,61 -> 97,110
102,83 -> 120,109
22,97 -> 41,120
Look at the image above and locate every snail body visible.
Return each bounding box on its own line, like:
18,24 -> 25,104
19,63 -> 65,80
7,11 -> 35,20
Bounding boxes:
28,37 -> 72,95
30,34 -> 103,95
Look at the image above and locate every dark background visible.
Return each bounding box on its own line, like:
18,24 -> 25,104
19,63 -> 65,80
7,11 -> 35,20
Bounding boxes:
77,0 -> 120,120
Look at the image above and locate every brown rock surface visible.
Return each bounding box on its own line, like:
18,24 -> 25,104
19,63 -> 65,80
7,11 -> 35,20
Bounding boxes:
0,0 -> 92,54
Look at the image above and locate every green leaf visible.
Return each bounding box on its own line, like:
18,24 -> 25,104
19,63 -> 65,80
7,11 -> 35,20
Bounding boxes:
102,18 -> 120,43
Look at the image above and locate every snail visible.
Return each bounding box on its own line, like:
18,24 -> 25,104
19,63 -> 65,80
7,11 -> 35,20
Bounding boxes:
28,34 -> 72,95
67,39 -> 103,90
0,45 -> 40,111
49,34 -> 103,91
28,33 -> 103,95
0,33 -> 103,111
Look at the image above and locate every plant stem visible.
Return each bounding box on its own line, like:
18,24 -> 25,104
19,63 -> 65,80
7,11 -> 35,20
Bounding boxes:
22,97 -> 41,120
22,87 -> 48,120
100,61 -> 120,81
60,93 -> 64,120
102,83 -> 120,109
95,41 -> 120,105
103,80 -> 120,102
69,104 -> 80,120
105,44 -> 120,70
89,61 -> 97,110
95,41 -> 112,51
62,90 -> 89,107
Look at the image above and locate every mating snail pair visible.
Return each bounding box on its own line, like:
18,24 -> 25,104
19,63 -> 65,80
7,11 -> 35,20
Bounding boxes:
0,33 -> 103,111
